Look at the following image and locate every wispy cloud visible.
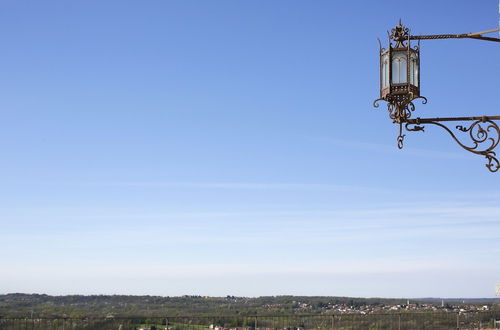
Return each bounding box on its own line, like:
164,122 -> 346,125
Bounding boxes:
58,181 -> 500,206
3,199 -> 500,225
309,136 -> 471,160
3,201 -> 500,247
0,259 -> 479,278
83,181 -> 388,192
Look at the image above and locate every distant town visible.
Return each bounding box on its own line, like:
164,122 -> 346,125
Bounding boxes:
1,293 -> 499,318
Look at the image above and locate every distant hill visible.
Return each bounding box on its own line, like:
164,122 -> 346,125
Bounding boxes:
1,293 -> 499,318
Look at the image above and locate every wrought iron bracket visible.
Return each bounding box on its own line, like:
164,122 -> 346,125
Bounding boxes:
404,116 -> 500,172
373,95 -> 500,172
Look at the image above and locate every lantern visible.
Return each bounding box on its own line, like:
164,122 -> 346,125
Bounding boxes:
379,22 -> 420,104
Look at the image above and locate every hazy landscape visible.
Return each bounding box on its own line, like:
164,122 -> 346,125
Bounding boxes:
2,294 -> 499,318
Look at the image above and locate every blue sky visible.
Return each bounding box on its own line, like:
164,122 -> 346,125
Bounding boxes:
0,0 -> 500,298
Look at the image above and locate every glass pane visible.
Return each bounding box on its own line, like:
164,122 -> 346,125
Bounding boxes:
410,53 -> 418,86
381,54 -> 389,88
409,56 -> 415,85
391,52 -> 407,84
413,53 -> 419,87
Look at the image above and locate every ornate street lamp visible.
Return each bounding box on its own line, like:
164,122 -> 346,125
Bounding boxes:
374,21 -> 500,172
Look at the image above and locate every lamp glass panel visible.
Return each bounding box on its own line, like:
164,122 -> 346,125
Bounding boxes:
410,52 -> 419,87
381,53 -> 389,88
391,52 -> 407,84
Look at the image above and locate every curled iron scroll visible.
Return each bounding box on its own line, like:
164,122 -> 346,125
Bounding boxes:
407,119 -> 500,172
373,97 -> 427,123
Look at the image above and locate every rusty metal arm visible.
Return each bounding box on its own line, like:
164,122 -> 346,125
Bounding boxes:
406,115 -> 500,124
409,28 -> 500,42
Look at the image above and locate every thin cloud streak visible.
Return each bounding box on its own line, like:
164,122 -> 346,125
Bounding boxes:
3,208 -> 499,245
310,136 -> 471,160
48,180 -> 500,203
7,201 -> 499,222
83,181 -> 389,193
0,259 -> 477,278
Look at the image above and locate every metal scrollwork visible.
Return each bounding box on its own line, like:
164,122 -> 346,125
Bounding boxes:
397,122 -> 405,149
373,96 -> 428,150
397,133 -> 405,149
412,96 -> 428,105
375,90 -> 500,172
405,122 -> 424,132
486,153 -> 500,172
372,98 -> 384,108
374,97 -> 427,123
409,119 -> 500,172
